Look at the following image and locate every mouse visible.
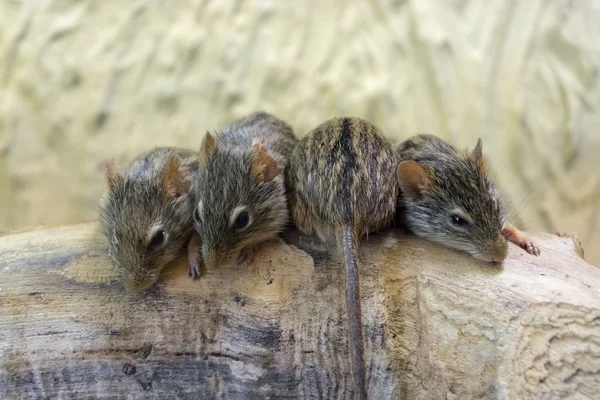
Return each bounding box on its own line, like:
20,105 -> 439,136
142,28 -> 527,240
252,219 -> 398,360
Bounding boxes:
99,147 -> 203,292
286,117 -> 402,400
396,134 -> 541,262
190,111 -> 297,277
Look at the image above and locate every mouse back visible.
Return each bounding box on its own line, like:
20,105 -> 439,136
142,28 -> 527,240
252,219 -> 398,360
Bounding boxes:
100,147 -> 198,291
287,117 -> 400,243
397,135 -> 508,262
286,117 -> 400,399
193,112 -> 297,268
216,111 -> 297,164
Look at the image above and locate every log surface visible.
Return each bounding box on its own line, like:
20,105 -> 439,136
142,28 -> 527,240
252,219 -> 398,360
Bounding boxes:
0,223 -> 599,399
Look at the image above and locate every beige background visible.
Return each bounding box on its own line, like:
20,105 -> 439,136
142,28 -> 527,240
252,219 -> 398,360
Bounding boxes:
0,0 -> 598,264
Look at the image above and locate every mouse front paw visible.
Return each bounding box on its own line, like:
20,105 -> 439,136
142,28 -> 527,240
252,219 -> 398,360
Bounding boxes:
502,225 -> 541,256
187,235 -> 205,280
524,238 -> 541,256
188,258 -> 206,280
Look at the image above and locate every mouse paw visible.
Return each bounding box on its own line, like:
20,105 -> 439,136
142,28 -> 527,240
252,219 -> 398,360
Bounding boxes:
524,239 -> 541,256
187,235 -> 205,280
502,225 -> 541,256
188,259 -> 206,280
237,245 -> 256,267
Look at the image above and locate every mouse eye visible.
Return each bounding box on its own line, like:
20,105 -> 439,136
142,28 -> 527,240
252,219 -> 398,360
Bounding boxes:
232,211 -> 250,230
451,214 -> 470,227
229,206 -> 252,232
148,230 -> 166,248
193,208 -> 201,223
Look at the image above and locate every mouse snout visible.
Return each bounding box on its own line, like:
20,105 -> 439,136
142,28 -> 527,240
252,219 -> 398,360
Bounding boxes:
202,251 -> 216,270
201,245 -> 229,269
486,240 -> 509,263
473,239 -> 508,263
489,252 -> 507,263
202,247 -> 236,268
120,262 -> 160,292
123,275 -> 155,292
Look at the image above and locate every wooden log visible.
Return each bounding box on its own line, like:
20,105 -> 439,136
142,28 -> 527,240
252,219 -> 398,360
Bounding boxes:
0,223 -> 598,399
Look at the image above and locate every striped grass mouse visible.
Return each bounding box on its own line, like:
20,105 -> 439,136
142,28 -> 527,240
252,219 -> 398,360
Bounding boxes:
286,117 -> 401,400
100,148 -> 202,291
190,112 -> 297,276
396,134 -> 540,262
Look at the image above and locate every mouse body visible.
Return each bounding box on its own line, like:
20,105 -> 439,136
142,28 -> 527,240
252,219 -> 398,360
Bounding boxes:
396,134 -> 540,262
286,117 -> 401,400
100,147 -> 202,291
191,112 -> 297,275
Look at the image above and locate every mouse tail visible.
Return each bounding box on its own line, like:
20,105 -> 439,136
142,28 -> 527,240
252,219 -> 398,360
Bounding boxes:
339,225 -> 367,400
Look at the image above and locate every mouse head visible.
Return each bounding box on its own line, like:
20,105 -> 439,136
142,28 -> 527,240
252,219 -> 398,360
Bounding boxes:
397,139 -> 509,263
192,133 -> 288,269
100,153 -> 193,291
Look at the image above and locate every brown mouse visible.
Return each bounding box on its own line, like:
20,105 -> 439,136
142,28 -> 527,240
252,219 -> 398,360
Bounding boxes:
190,112 -> 297,276
396,134 -> 540,262
286,117 -> 401,400
100,148 -> 203,291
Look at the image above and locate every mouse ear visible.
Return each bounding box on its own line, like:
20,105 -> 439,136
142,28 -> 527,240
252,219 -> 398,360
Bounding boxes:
199,132 -> 217,167
163,153 -> 190,199
250,142 -> 283,183
471,138 -> 486,171
397,160 -> 431,200
104,159 -> 123,192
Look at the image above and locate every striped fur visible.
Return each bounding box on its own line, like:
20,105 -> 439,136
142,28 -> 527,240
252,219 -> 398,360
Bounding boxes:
286,117 -> 401,400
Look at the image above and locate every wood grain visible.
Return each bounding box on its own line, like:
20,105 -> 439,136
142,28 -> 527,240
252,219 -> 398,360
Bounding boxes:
0,223 -> 598,399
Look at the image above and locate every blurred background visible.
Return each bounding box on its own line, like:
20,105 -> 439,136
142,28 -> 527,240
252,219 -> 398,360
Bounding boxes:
0,0 -> 598,264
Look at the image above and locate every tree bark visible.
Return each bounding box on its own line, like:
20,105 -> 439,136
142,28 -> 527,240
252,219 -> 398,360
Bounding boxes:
0,223 -> 598,399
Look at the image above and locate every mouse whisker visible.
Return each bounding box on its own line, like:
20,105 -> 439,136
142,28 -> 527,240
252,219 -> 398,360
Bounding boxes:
491,161 -> 511,182
506,192 -> 535,223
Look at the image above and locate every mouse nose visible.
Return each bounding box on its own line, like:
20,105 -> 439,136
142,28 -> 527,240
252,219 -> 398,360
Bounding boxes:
123,276 -> 154,292
201,246 -> 220,269
490,244 -> 508,263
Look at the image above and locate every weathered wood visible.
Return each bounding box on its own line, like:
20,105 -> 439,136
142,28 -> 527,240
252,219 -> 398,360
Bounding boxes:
0,223 -> 598,399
